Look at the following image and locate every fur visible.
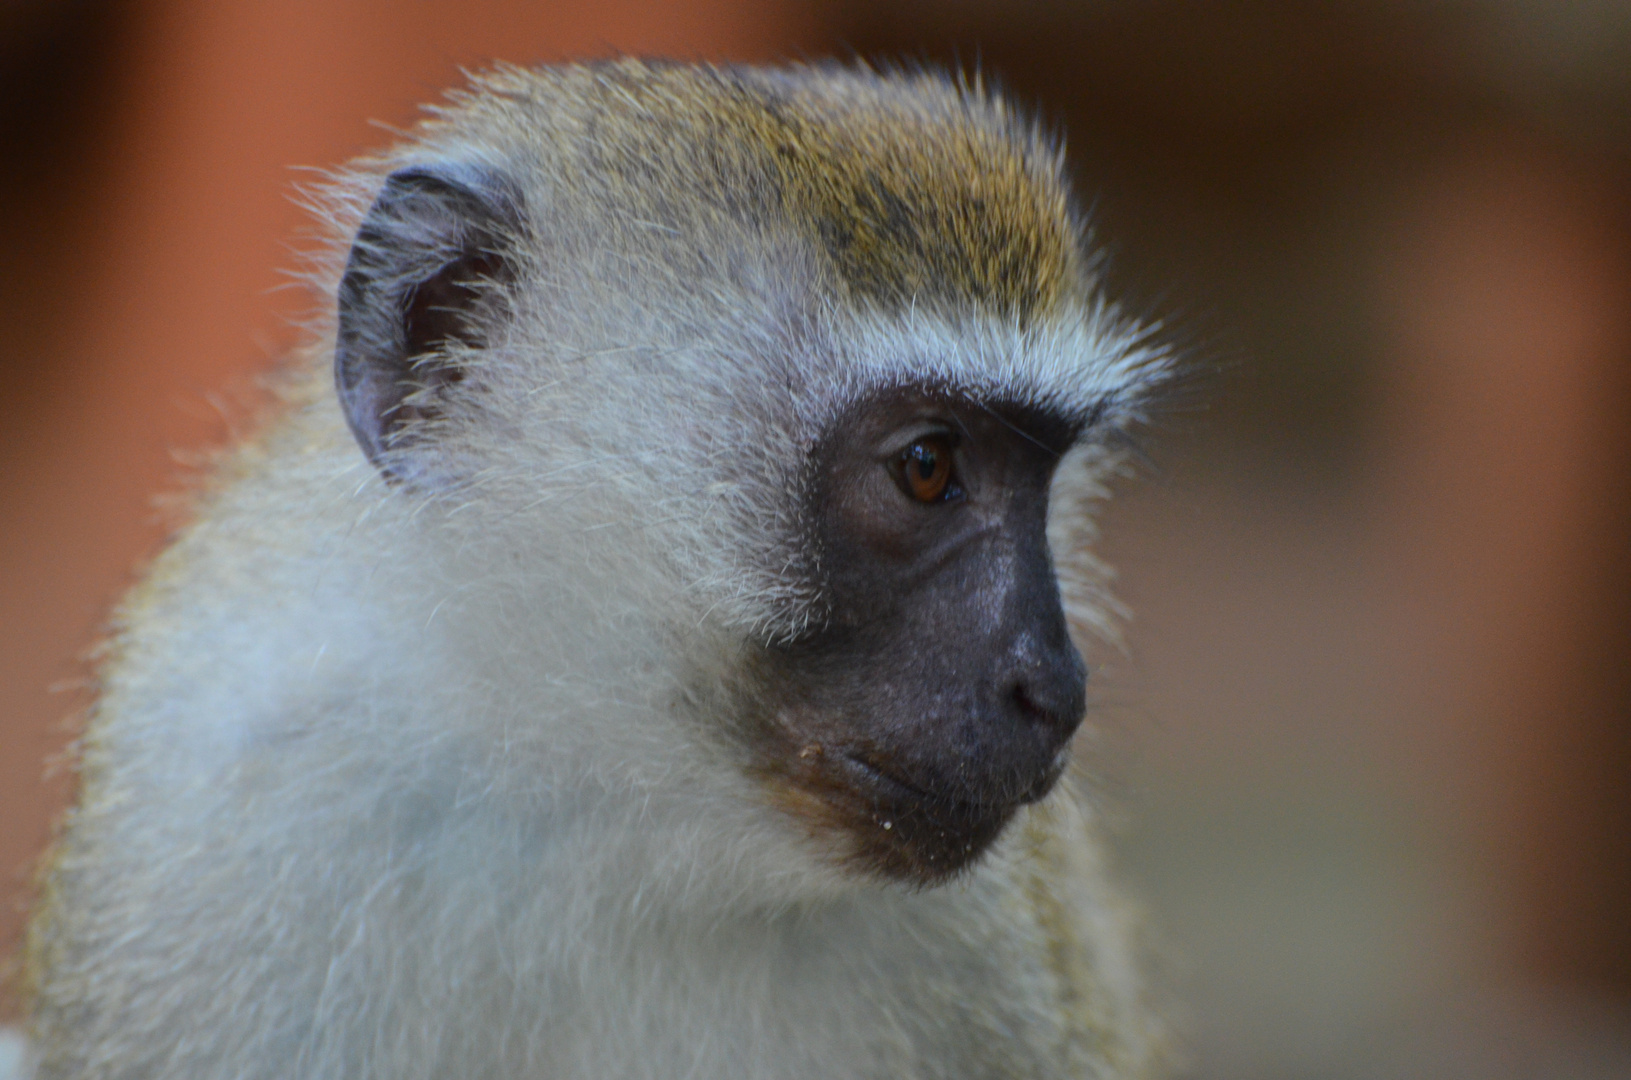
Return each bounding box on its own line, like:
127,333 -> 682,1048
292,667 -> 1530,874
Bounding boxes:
23,60 -> 1170,1079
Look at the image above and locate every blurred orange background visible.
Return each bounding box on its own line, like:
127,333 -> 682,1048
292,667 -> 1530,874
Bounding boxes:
2,3 -> 1628,1076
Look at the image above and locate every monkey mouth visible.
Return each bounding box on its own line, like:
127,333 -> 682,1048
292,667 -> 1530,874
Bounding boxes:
756,709 -> 1073,885
821,749 -> 1066,884
839,750 -> 1062,814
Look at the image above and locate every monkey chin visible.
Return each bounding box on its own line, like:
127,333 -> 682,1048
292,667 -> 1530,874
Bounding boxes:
764,742 -> 1072,888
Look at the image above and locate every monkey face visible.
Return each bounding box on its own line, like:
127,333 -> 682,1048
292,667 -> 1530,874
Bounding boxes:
755,388 -> 1088,885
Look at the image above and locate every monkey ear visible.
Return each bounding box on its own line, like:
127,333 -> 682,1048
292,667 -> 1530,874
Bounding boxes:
335,164 -> 520,481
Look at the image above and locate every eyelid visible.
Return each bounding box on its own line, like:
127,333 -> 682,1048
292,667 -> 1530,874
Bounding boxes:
877,423 -> 961,462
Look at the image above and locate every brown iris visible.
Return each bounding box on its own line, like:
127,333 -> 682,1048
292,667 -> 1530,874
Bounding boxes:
898,435 -> 957,503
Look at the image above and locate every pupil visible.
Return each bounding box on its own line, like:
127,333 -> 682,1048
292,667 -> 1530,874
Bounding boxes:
915,450 -> 935,479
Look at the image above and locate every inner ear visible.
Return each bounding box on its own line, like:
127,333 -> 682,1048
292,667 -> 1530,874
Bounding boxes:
335,165 -> 520,481
402,249 -> 506,363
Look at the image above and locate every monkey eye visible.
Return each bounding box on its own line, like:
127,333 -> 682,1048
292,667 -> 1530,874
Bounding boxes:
892,434 -> 961,503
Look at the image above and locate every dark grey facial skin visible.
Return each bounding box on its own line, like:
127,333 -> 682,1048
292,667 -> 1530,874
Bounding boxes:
759,389 -> 1089,885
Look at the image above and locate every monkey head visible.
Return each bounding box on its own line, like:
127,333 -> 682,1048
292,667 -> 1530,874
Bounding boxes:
330,62 -> 1164,891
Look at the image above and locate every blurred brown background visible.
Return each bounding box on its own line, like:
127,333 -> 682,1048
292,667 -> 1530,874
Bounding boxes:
2,2 -> 1628,1076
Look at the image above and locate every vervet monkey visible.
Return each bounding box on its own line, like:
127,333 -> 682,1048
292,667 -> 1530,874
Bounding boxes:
22,61 -> 1171,1079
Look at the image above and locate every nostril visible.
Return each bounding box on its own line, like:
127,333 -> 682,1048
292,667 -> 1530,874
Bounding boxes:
1012,683 -> 1045,720
1010,680 -> 1084,738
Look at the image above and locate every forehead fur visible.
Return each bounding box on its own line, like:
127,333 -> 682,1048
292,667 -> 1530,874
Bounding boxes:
430,60 -> 1083,322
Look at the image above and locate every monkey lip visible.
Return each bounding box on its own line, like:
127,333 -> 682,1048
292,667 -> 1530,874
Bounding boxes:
838,749 -> 1064,815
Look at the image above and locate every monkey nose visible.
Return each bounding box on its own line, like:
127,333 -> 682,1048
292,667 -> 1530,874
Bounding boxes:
1005,641 -> 1088,743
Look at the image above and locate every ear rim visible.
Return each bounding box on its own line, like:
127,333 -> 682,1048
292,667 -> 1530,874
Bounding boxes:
334,163 -> 521,484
